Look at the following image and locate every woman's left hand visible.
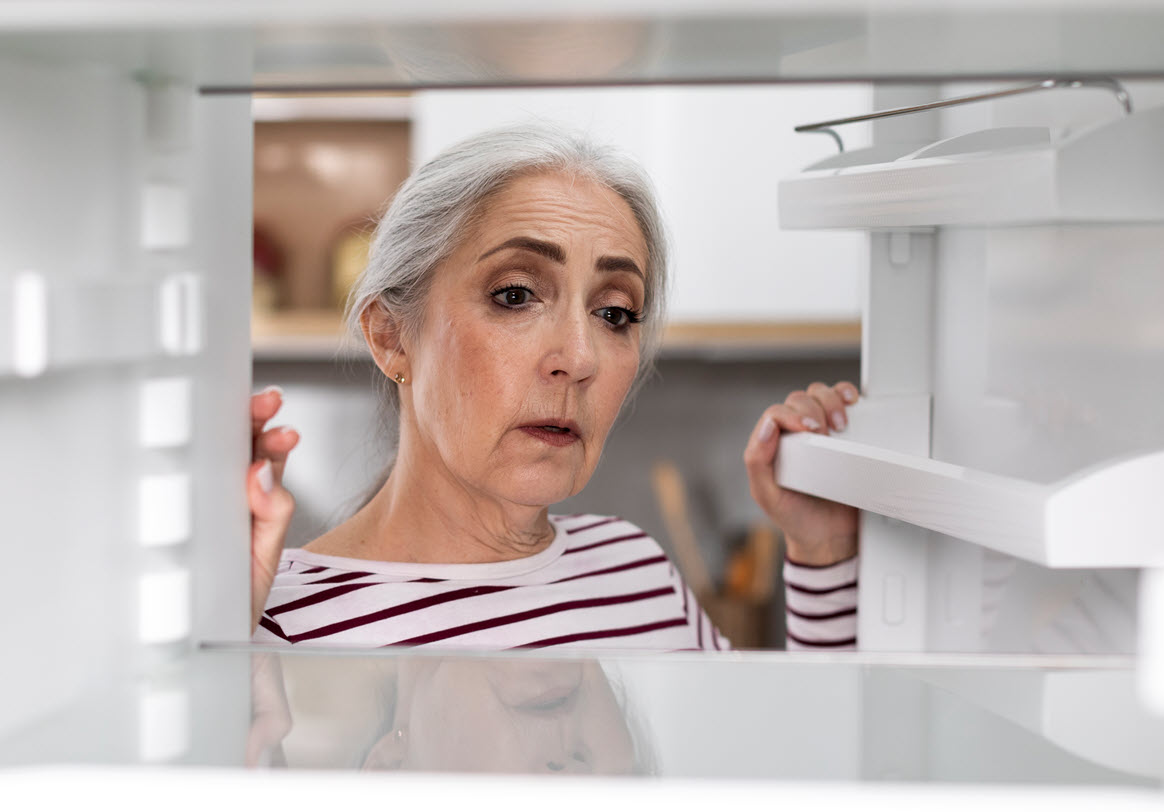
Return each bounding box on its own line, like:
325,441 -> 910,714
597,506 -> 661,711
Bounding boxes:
249,387 -> 299,633
743,381 -> 860,566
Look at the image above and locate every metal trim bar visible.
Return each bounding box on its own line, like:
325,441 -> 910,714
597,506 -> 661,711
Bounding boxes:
795,78 -> 1133,152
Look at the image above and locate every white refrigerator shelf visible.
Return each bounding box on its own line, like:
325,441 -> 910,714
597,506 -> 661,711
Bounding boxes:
775,423 -> 1164,569
778,105 -> 1164,229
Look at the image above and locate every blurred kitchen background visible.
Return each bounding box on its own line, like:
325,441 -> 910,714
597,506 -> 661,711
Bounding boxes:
251,86 -> 871,648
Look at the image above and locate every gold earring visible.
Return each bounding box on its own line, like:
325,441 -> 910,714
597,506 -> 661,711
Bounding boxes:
393,372 -> 406,385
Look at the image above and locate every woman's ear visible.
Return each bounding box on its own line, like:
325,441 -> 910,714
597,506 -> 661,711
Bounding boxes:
360,300 -> 409,382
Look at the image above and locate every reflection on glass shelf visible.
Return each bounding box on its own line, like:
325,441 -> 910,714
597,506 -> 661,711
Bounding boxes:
251,309 -> 861,362
3,649 -> 1161,790
252,652 -> 1164,783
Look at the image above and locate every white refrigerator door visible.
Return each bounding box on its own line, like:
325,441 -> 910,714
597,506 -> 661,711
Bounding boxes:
0,36 -> 253,753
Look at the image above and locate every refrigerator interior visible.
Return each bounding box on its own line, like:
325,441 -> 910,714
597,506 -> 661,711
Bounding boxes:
0,1 -> 1162,787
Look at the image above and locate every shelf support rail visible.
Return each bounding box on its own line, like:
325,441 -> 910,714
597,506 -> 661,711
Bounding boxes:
795,78 -> 1133,152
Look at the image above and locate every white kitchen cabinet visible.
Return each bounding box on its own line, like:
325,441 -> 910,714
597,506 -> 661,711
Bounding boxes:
412,86 -> 869,324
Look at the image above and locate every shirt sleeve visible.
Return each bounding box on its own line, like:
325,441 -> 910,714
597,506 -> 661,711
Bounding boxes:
783,556 -> 858,650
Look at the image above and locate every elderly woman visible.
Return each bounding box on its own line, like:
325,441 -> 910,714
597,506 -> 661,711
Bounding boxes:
248,125 -> 859,650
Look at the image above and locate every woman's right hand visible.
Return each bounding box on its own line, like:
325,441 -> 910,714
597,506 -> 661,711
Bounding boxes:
249,387 -> 299,634
743,381 -> 860,566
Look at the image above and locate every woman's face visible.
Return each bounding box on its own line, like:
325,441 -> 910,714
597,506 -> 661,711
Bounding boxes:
398,170 -> 649,507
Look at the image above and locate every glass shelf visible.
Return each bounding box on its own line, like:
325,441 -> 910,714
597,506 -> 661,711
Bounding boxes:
2,647 -> 1161,791
5,4 -> 1164,91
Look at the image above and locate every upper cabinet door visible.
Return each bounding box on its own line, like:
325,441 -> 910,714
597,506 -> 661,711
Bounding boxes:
413,86 -> 869,323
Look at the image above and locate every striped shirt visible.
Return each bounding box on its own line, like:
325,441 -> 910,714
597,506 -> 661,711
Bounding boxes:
783,555 -> 859,650
253,513 -> 857,651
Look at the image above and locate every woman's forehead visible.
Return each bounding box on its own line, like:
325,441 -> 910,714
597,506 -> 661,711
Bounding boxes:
469,171 -> 649,263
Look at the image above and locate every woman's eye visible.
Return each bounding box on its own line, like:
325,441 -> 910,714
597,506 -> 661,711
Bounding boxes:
596,307 -> 638,329
492,286 -> 533,307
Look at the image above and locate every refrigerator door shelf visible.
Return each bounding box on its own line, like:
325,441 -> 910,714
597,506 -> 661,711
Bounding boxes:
778,105 -> 1164,229
774,400 -> 1164,569
0,271 -> 201,378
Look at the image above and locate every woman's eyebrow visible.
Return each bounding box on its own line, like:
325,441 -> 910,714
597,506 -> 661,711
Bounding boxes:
478,235 -> 644,281
478,236 -> 565,264
596,255 -> 644,281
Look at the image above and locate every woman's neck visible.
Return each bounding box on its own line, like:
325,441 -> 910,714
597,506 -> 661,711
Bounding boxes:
308,432 -> 557,565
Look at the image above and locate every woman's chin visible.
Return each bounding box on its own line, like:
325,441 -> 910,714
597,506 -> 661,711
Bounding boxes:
496,466 -> 589,509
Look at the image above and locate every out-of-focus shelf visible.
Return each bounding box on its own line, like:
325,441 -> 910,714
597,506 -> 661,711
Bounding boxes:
252,309 -> 365,361
251,310 -> 860,363
774,399 -> 1164,568
252,94 -> 413,122
660,320 -> 859,360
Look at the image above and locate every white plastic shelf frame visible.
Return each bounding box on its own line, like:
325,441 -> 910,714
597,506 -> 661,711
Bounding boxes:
774,96 -> 1164,715
775,409 -> 1164,569
779,106 -> 1164,229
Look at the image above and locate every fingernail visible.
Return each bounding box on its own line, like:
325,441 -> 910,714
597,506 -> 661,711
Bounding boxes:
802,417 -> 821,431
758,417 -> 776,442
832,411 -> 847,431
842,388 -> 857,404
258,460 -> 274,493
259,385 -> 284,398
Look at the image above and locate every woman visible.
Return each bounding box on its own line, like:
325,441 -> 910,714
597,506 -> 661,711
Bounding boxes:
248,124 -> 859,650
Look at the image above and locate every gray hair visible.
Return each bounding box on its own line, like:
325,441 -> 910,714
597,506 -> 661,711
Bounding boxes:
346,123 -> 670,405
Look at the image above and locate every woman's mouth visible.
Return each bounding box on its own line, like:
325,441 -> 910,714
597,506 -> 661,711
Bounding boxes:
519,423 -> 580,447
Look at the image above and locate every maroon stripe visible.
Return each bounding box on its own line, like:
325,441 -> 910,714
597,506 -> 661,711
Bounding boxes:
565,531 -> 647,555
785,579 -> 858,596
287,584 -> 515,643
267,582 -> 376,617
408,577 -> 446,583
786,605 -> 857,621
785,555 -> 858,570
389,586 -> 676,647
516,617 -> 688,649
259,615 -> 291,642
566,517 -> 620,534
298,565 -> 329,575
551,555 -> 667,584
786,630 -> 857,648
307,570 -> 374,585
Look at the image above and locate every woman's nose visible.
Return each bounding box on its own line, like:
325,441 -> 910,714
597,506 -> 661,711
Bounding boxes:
542,309 -> 598,382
